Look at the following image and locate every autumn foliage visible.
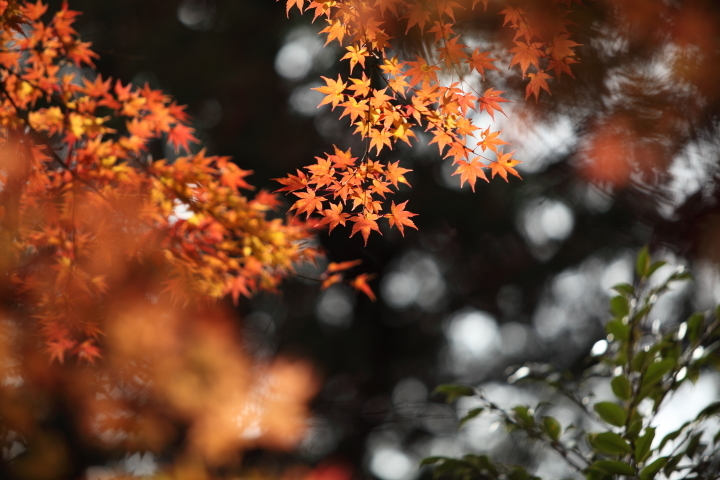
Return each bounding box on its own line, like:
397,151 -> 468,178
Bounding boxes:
0,0 -> 323,469
277,0 -> 584,243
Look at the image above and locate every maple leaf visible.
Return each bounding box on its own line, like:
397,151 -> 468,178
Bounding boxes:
341,45 -> 369,73
525,71 -> 552,102
375,0 -> 402,15
350,273 -> 376,301
76,340 -> 102,364
313,75 -> 347,110
467,49 -> 498,79
320,18 -> 346,46
275,169 -> 308,192
385,161 -> 411,188
348,73 -> 371,97
549,56 -> 578,79
21,0 -> 49,21
547,33 -> 581,61
168,123 -> 199,153
500,6 -> 526,27
472,0 -> 489,10
328,146 -> 356,168
321,273 -> 343,290
315,202 -> 350,233
217,157 -> 254,190
369,129 -> 393,155
404,2 -> 431,33
478,88 -> 510,120
405,56 -> 441,86
326,259 -> 362,273
489,150 -> 522,182
478,128 -> 509,153
380,56 -> 403,76
429,129 -> 453,155
339,97 -> 369,123
453,159 -> 488,191
386,201 -> 418,236
509,42 -> 543,75
250,190 -> 282,211
428,21 -> 455,43
350,213 -> 381,245
291,189 -> 325,217
226,275 -> 251,305
284,0 -> 304,16
307,0 -> 336,21
437,36 -> 468,66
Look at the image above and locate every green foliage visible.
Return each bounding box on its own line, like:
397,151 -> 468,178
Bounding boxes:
423,248 -> 720,479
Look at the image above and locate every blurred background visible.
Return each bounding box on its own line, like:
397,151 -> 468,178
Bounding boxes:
30,0 -> 720,478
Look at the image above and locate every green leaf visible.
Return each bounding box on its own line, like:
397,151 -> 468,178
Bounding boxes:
685,432 -> 703,458
687,312 -> 705,343
606,320 -> 629,342
647,261 -> 667,277
627,417 -> 643,440
632,350 -> 648,372
512,406 -> 535,427
663,454 -> 683,477
635,427 -> 655,463
420,456 -> 447,466
612,283 -> 635,296
610,295 -> 629,317
611,375 -> 632,400
636,246 -> 650,278
458,407 -> 484,428
591,460 -> 636,476
508,467 -> 530,480
590,432 -> 632,455
696,401 -> 720,420
642,359 -> 675,387
542,416 -> 561,441
433,384 -> 475,403
658,422 -> 690,451
594,402 -> 627,427
639,456 -> 668,480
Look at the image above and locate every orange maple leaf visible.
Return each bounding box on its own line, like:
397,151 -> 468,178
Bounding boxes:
404,2 -> 431,33
316,202 -> 350,233
509,41 -> 543,75
386,201 -> 418,236
489,150 -> 522,182
313,75 -> 347,110
547,33 -> 581,61
385,160 -> 411,188
467,49 -> 498,79
167,123 -> 199,153
291,189 -> 325,217
478,88 -> 510,120
437,36 -> 468,66
350,273 -> 376,301
341,45 -> 369,73
478,128 -> 509,153
500,6 -> 526,26
326,259 -> 362,274
350,213 -> 381,245
525,71 -> 552,102
453,159 -> 488,191
284,0 -> 304,16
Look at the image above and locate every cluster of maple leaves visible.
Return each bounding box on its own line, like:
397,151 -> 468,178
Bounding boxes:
0,0 -> 326,364
277,0 -> 584,243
